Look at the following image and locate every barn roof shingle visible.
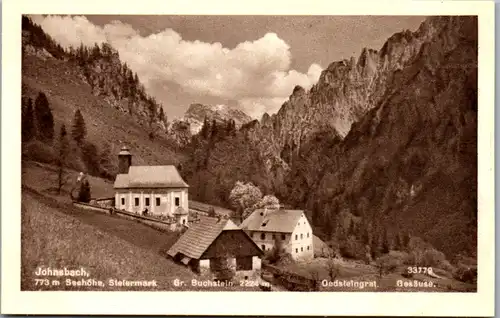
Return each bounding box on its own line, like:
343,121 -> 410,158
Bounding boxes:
240,209 -> 304,233
113,165 -> 188,189
167,216 -> 238,260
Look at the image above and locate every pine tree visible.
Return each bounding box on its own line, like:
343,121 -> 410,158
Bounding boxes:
77,179 -> 91,203
71,109 -> 87,146
393,232 -> 403,251
370,232 -> 381,259
210,119 -> 218,139
91,43 -> 101,61
361,221 -> 372,246
201,117 -> 210,139
231,119 -> 237,136
34,92 -> 54,142
56,124 -> 69,194
348,219 -> 356,236
381,228 -> 390,254
402,232 -> 411,250
158,107 -> 165,122
22,97 -> 36,142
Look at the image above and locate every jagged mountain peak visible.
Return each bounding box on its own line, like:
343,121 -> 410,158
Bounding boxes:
182,103 -> 252,135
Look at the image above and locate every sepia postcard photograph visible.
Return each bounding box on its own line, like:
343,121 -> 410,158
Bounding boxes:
1,0 -> 495,316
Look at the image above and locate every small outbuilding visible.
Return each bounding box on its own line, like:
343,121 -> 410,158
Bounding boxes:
167,215 -> 263,279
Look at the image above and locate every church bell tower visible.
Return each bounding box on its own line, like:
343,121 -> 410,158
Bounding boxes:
118,146 -> 132,174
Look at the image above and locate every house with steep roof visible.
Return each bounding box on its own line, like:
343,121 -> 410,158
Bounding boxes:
167,215 -> 263,278
113,146 -> 189,225
240,209 -> 314,260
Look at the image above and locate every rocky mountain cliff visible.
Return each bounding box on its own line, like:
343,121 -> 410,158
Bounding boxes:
244,16 -> 452,173
22,16 -> 167,134
21,16 -> 183,178
166,103 -> 252,147
184,103 -> 252,134
184,16 -> 478,258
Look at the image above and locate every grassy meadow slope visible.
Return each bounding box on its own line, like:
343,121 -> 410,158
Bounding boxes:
22,54 -> 184,173
21,176 -> 261,291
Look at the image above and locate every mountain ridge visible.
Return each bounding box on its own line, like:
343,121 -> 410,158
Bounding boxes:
183,16 -> 478,258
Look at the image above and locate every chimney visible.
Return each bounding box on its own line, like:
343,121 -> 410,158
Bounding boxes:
260,207 -> 268,217
118,146 -> 132,174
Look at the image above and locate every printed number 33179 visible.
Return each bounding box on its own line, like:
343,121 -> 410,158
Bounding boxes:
407,266 -> 433,274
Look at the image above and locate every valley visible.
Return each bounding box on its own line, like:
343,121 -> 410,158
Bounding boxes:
20,15 -> 478,292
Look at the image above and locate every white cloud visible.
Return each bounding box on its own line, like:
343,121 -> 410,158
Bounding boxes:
31,15 -> 323,118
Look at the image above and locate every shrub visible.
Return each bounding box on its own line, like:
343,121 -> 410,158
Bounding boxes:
404,248 -> 447,269
211,257 -> 236,282
339,236 -> 365,260
453,265 -> 477,284
421,248 -> 446,267
376,254 -> 402,278
264,246 -> 293,265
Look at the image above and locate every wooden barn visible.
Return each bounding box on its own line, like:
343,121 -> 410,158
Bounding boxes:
167,215 -> 263,279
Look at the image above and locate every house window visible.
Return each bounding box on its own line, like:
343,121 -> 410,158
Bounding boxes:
260,233 -> 265,240
272,234 -> 275,240
307,233 -> 310,238
121,198 -> 125,206
281,234 -> 286,240
307,246 -> 310,250
295,248 -> 298,253
261,245 -> 266,251
145,198 -> 150,206
156,198 -> 160,206
236,256 -> 253,271
300,234 -> 303,239
301,247 -> 303,252
175,197 -> 180,206
134,198 -> 139,206
295,234 -> 298,240
183,219 -> 186,225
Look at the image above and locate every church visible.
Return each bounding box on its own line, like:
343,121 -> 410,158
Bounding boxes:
113,146 -> 189,226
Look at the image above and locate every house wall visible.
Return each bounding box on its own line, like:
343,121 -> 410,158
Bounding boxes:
290,213 -> 314,260
247,231 -> 291,253
115,188 -> 188,218
200,259 -> 210,268
245,213 -> 314,260
252,255 -> 261,270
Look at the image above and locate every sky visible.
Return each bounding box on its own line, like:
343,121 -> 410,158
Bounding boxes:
31,15 -> 426,120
